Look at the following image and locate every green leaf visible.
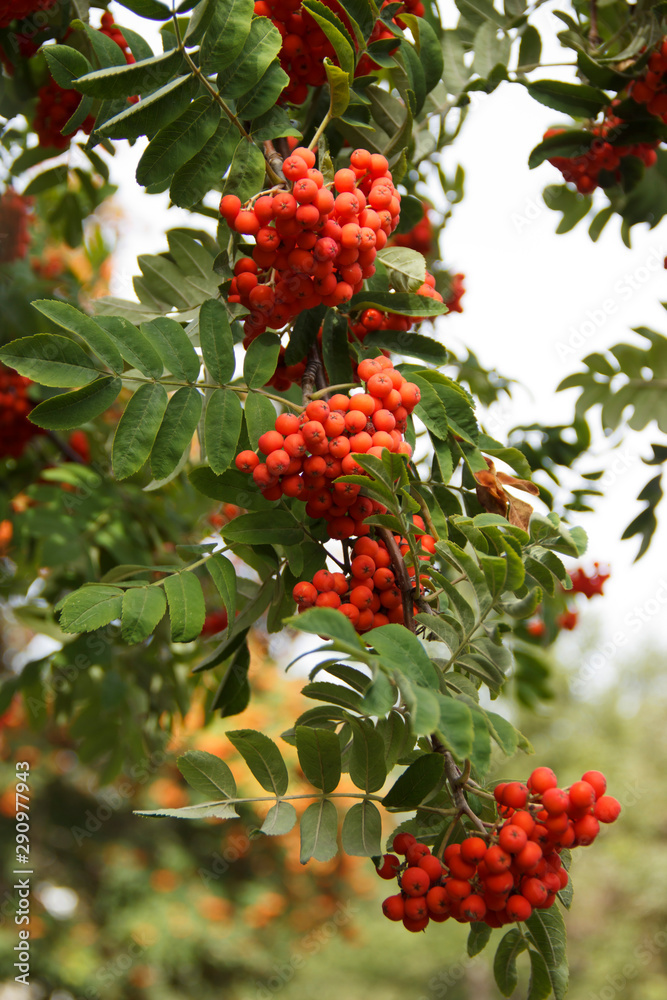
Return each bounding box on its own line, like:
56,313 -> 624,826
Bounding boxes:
243,332 -> 281,388
98,75 -> 199,141
226,729 -> 289,795
32,300 -> 123,372
528,129 -> 594,169
287,606 -> 363,653
302,0 -> 355,79
222,138 -> 267,203
322,309 -> 354,387
199,298 -> 236,384
220,17 -> 282,98
177,749 -> 236,798
377,247 -> 426,293
211,641 -> 251,716
436,695 -> 474,760
244,392 -> 276,450
150,386 -> 202,480
219,510 -> 303,546
382,753 -> 444,809
469,709 -> 492,774
525,908 -> 569,1000
341,800 -> 382,856
140,316 -> 201,383
300,798 -> 339,863
295,726 -> 342,793
494,928 -> 528,996
325,59 -> 351,117
44,44 -> 92,88
239,60 -> 290,118
527,950 -> 553,1000
120,586 -> 167,643
95,315 -> 164,379
261,800 -> 298,835
205,553 -> 237,637
526,79 -> 609,117
163,570 -> 206,642
349,721 -> 387,792
362,329 -> 447,364
58,585 -> 123,633
22,166 -> 68,197
468,921 -> 493,957
74,48 -> 183,98
114,0 -> 172,18
112,382 -> 168,480
135,802 -> 237,820
301,681 -> 364,713
170,119 -> 237,208
364,624 -> 440,689
200,0 -> 254,73
349,291 -> 448,316
0,335 -> 100,388
189,466 -> 274,509
29,376 -> 122,430
136,97 -> 221,187
204,388 -> 243,475
518,25 -> 541,69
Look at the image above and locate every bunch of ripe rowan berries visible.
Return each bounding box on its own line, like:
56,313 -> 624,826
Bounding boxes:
569,563 -> 610,598
545,108 -> 659,195
389,201 -> 435,257
0,0 -> 47,28
99,12 -> 136,66
444,272 -> 466,314
235,351 -> 419,520
292,521 -> 436,631
0,188 -> 32,264
0,364 -> 41,459
252,0 -> 336,105
379,767 -> 621,932
628,38 -> 667,118
221,147 -> 402,343
32,78 -> 96,149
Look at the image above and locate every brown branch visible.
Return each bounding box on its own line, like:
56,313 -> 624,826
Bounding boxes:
441,750 -> 487,834
301,343 -> 324,403
263,140 -> 285,182
377,526 -> 415,632
589,0 -> 600,46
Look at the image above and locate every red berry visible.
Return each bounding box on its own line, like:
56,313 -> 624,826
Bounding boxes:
594,795 -> 621,824
392,832 -> 416,855
528,767 -> 558,794
382,894 -> 405,921
401,866 -> 430,897
376,853 -> 401,879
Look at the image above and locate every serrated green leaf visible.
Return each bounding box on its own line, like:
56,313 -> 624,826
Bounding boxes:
341,800 -> 382,856
199,298 -> 236,384
112,382 -> 168,480
494,928 -> 528,996
98,75 -> 199,140
32,300 -> 123,372
0,335 -> 100,388
204,388 -> 243,475
121,586 -> 167,643
75,47 -> 183,98
300,798 -> 338,863
29,376 -> 122,430
261,800 -> 298,835
205,553 -> 236,638
468,921 -> 493,957
170,119 -> 237,208
219,510 -> 303,546
58,586 -> 123,633
226,729 -> 289,795
325,59 -> 351,116
382,753 -> 444,809
244,392 -> 276,450
177,749 -> 236,798
136,97 -> 221,187
140,316 -> 201,383
163,570 -> 206,642
243,332 -> 281,388
150,386 -> 202,480
349,291 -> 448,316
211,641 -> 251,716
200,0 -> 254,73
222,137 -> 267,202
436,695 -> 474,760
95,315 -> 164,379
349,721 -> 386,792
220,17 -> 282,98
44,44 -> 92,88
295,726 -> 342,793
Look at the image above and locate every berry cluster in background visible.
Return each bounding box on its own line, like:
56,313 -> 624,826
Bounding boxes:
0,188 -> 32,263
0,364 -> 41,458
526,563 -> 610,637
545,115 -> 658,194
379,768 -> 621,933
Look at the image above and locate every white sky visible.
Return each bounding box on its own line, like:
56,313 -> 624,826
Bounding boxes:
104,1 -> 667,670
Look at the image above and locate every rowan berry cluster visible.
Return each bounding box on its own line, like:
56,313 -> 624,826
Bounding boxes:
99,12 -> 136,66
221,147 -> 401,343
389,201 -> 434,257
0,188 -> 32,264
0,0 -> 47,28
293,522 -> 436,631
379,767 -> 620,932
33,78 -> 96,149
235,355 -> 419,537
628,38 -> 667,118
252,0 -> 336,105
545,113 -> 659,194
0,363 -> 40,459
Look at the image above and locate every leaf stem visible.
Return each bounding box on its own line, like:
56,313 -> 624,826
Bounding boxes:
308,110 -> 333,151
